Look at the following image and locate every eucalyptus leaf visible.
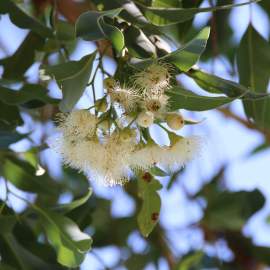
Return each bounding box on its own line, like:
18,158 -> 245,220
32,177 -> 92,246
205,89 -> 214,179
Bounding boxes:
0,84 -> 58,108
137,176 -> 162,237
167,86 -> 235,111
0,0 -> 53,37
76,8 -> 124,52
136,0 -> 261,26
237,25 -> 270,129
0,32 -> 45,80
1,156 -> 58,195
52,188 -> 93,214
131,27 -> 210,72
35,206 -> 92,267
43,52 -> 97,112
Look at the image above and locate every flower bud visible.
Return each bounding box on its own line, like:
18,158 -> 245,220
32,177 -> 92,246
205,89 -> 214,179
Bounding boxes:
166,113 -> 184,130
119,128 -> 137,142
98,119 -> 111,132
136,111 -> 154,128
103,78 -> 117,91
95,99 -> 107,112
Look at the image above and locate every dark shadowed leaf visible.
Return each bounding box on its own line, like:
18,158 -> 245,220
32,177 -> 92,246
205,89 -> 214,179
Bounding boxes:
76,9 -> 124,52
1,156 -> 58,195
237,25 -> 270,129
0,32 -> 45,80
43,52 -> 96,112
201,189 -> 265,230
137,0 -> 261,26
0,0 -> 53,37
0,102 -> 23,131
131,27 -> 210,72
167,86 -> 234,111
0,131 -> 26,149
0,84 -> 58,108
188,68 -> 269,99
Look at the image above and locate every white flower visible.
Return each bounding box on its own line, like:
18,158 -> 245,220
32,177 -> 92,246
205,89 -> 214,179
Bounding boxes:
166,112 -> 185,130
160,136 -> 202,168
136,111 -> 154,128
109,86 -> 139,113
142,94 -> 168,114
133,63 -> 171,95
129,136 -> 201,170
57,110 -> 98,141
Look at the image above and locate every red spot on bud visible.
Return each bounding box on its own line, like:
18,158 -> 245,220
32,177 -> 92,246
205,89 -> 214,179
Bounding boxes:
142,172 -> 152,182
151,212 -> 159,221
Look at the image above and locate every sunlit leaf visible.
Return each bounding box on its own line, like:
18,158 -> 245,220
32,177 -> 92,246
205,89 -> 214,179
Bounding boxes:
34,206 -> 92,267
137,175 -> 162,237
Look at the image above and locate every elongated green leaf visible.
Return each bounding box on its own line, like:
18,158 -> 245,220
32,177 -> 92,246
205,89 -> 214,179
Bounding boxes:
35,207 -> 92,267
188,68 -> 269,99
76,9 -> 124,52
1,156 -> 58,195
163,27 -> 210,71
0,0 -> 53,37
136,0 -> 261,26
0,234 -> 57,270
0,216 -> 17,234
167,87 -> 234,111
0,101 -> 23,131
137,176 -> 162,237
43,52 -> 96,112
53,188 -> 92,214
201,189 -> 265,230
0,131 -> 26,149
0,32 -> 45,80
0,84 -> 58,108
131,27 -> 210,71
237,25 -> 270,129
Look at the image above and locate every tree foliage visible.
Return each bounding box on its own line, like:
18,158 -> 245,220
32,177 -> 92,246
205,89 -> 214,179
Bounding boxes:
0,0 -> 270,269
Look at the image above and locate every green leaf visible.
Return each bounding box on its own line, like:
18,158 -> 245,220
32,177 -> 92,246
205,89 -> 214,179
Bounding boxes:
43,52 -> 96,112
76,8 -> 124,52
0,102 -> 23,131
188,68 -> 269,99
124,25 -> 156,58
56,20 -> 76,42
201,189 -> 265,230
131,27 -> 210,72
137,176 -> 162,237
1,156 -> 58,195
137,0 -> 261,26
0,32 -> 45,80
34,206 -> 92,267
0,216 -> 17,234
0,131 -> 26,149
167,86 -> 234,111
0,234 -> 57,270
237,25 -> 270,129
0,0 -> 53,37
52,188 -> 93,214
163,27 -> 210,71
0,84 -> 58,108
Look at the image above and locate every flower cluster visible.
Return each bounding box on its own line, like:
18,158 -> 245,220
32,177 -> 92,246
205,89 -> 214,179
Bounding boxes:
51,63 -> 201,186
